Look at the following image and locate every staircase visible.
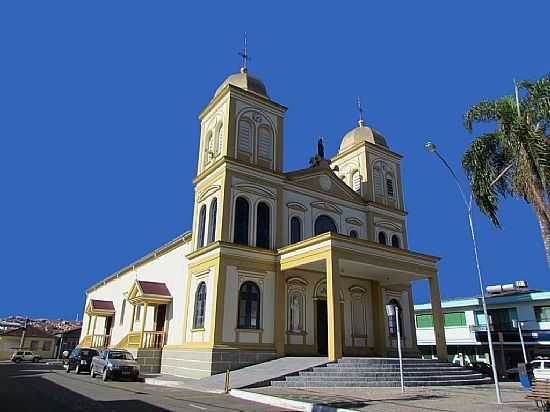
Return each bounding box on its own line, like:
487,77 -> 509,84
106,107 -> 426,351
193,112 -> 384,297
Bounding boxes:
271,358 -> 491,387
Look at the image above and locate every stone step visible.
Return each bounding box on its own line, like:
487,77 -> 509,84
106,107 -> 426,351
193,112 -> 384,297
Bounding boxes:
285,373 -> 486,382
271,377 -> 491,388
270,358 -> 490,388
335,360 -> 450,366
324,364 -> 465,370
300,370 -> 483,378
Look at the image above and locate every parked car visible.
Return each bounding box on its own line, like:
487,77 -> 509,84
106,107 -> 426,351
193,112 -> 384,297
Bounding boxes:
90,349 -> 140,381
11,351 -> 41,363
468,361 -> 493,377
65,348 -> 99,374
531,359 -> 550,381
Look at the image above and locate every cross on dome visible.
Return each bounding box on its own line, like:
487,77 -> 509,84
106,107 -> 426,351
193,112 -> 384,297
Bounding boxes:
238,33 -> 250,73
357,96 -> 365,127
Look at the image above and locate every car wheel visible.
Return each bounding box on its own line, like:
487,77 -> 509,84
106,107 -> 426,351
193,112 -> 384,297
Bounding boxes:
66,365 -> 71,373
15,358 -> 21,363
90,366 -> 95,378
75,365 -> 80,374
102,368 -> 109,382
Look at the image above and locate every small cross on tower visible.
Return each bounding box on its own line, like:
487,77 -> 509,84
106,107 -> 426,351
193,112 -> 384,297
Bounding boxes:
238,33 -> 250,73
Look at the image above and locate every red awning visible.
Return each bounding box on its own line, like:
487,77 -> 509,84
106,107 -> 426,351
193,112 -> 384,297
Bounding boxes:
138,281 -> 171,297
90,299 -> 115,312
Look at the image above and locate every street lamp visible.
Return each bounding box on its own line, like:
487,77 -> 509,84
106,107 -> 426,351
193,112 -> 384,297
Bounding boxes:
512,319 -> 528,364
425,141 -> 502,404
386,303 -> 404,392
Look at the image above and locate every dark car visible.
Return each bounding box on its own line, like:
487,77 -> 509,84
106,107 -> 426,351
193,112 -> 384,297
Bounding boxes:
468,361 -> 493,377
91,349 -> 140,381
65,348 -> 99,374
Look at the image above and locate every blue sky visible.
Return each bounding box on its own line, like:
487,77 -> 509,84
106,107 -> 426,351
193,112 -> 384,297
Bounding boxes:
1,1 -> 548,319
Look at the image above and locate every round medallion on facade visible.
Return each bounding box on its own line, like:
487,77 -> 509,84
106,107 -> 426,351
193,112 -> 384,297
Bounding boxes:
320,175 -> 332,191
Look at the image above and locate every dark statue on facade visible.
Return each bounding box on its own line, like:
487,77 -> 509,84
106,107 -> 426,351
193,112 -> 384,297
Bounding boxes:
317,137 -> 325,159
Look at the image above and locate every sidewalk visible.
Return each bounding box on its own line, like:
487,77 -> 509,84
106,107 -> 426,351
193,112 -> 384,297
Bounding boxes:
234,382 -> 538,412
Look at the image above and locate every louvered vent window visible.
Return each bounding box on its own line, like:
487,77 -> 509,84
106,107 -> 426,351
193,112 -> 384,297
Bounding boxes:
352,171 -> 361,193
386,178 -> 394,197
258,126 -> 273,160
238,119 -> 251,154
217,125 -> 224,154
374,168 -> 384,195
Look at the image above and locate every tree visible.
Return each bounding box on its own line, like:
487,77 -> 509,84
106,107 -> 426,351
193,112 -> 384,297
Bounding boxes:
463,73 -> 550,266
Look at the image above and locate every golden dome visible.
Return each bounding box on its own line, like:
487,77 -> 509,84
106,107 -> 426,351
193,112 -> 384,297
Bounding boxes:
214,69 -> 268,97
339,122 -> 388,152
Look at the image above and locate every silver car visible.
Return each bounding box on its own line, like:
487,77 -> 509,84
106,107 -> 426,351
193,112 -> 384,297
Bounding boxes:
90,349 -> 140,381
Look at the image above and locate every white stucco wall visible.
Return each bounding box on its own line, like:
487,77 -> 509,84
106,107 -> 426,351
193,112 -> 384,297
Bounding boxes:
80,240 -> 191,346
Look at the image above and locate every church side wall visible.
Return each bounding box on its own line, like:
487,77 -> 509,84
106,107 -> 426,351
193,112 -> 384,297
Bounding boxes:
80,240 -> 191,347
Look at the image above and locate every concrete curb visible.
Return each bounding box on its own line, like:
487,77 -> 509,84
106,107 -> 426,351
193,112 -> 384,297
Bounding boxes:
144,377 -> 224,394
230,389 -> 358,412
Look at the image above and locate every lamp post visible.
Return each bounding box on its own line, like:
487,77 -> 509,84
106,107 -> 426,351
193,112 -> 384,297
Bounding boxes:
425,142 -> 502,404
386,303 -> 404,392
512,319 -> 528,364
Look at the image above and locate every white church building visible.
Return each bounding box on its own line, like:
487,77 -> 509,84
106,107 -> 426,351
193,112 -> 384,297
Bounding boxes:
79,63 -> 447,378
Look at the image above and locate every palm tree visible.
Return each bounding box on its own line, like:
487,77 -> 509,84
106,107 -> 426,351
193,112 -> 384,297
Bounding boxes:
463,73 -> 550,267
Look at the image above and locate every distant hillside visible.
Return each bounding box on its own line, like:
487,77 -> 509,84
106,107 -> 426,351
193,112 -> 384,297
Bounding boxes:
1,316 -> 82,334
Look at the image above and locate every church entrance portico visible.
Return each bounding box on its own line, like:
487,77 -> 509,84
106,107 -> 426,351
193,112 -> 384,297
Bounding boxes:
276,232 -> 448,362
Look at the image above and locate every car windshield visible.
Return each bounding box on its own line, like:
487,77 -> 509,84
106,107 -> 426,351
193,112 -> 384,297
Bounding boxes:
109,351 -> 134,361
81,350 -> 96,357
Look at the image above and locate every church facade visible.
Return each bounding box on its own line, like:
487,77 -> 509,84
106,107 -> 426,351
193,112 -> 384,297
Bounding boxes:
79,67 -> 448,378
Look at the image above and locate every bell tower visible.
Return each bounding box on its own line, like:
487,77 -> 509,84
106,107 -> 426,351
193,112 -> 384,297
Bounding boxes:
196,44 -> 286,177
192,48 -> 287,252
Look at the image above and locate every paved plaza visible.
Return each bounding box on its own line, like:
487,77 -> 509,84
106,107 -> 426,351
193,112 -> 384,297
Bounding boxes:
248,382 -> 538,411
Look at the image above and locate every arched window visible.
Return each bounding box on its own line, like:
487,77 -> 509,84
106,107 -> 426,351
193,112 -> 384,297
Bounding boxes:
256,202 -> 270,249
208,199 -> 217,244
391,234 -> 400,248
378,231 -> 387,245
352,170 -> 361,193
237,118 -> 252,155
373,167 -> 384,196
387,298 -> 403,337
217,124 -> 224,154
238,281 -> 261,329
349,230 -> 358,239
290,216 -> 302,244
257,125 -> 273,162
197,205 -> 207,248
234,197 -> 250,245
314,215 -> 337,236
193,282 -> 207,329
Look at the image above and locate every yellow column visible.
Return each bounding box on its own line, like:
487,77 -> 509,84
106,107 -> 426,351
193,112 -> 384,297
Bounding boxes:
86,314 -> 92,335
274,269 -> 286,356
92,315 -> 97,336
326,252 -> 342,361
130,304 -> 136,332
140,303 -> 148,348
371,281 -> 386,356
429,275 -> 448,361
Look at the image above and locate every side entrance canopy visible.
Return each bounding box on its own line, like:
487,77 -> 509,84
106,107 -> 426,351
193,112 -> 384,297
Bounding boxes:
127,280 -> 172,305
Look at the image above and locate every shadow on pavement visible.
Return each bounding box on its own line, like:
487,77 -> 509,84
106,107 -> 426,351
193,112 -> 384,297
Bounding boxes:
295,393 -> 444,410
4,368 -> 171,412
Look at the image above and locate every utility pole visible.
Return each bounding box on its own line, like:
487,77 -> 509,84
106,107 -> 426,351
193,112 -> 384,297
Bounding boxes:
19,318 -> 28,350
